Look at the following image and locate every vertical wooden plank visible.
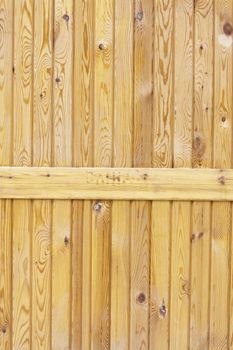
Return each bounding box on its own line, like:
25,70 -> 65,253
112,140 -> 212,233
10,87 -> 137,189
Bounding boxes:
131,1 -> 153,349
0,200 -> 12,349
133,0 -> 153,167
171,1 -> 193,349
150,1 -> 173,348
31,200 -> 51,350
72,1 -> 94,348
191,1 -> 213,349
110,1 -> 133,349
52,0 -> 73,349
0,0 -> 13,166
174,0 -> 193,167
113,0 -> 133,167
80,201 -> 92,349
170,202 -> 191,350
0,1 -> 13,348
91,201 -> 111,350
130,201 -> 150,349
152,0 -> 173,168
210,203 -> 231,349
111,201 -> 130,350
91,0 -> 113,349
13,1 -> 33,349
211,2 -> 233,349
13,0 -> 33,167
53,0 -> 73,167
94,0 -> 113,167
12,201 -> 31,350
33,0 -> 53,167
190,202 -> 211,350
150,201 -> 170,350
52,201 -> 71,350
32,2 -> 53,349
73,0 -> 94,167
192,0 -> 213,169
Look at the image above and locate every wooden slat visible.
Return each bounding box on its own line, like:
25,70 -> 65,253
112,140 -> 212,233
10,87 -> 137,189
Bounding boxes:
0,200 -> 12,348
51,200 -> 71,349
73,0 -> 94,167
91,201 -> 111,349
130,201 -> 150,349
12,1 -> 33,350
150,201 -> 170,349
171,1 -> 193,349
12,200 -> 31,349
190,202 -> 211,349
210,1 -> 233,349
31,200 -> 51,350
91,0 -> 113,348
2,167 -> 233,200
0,0 -> 13,348
32,1 -> 53,349
190,1 -> 213,349
72,1 -> 94,348
153,0 -> 173,168
210,202 -> 231,349
111,201 -> 130,349
170,202 -> 191,350
52,1 -> 73,349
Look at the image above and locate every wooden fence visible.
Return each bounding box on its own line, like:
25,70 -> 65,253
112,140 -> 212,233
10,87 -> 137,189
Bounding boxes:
0,0 -> 233,349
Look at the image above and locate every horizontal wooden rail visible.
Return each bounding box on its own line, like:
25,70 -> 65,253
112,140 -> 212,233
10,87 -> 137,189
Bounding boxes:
0,167 -> 232,200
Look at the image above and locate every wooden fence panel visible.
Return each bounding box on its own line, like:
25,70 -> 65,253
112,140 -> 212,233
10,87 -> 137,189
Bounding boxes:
0,1 -> 233,349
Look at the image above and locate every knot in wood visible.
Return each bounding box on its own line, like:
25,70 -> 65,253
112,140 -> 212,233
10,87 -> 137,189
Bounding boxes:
64,236 -> 69,246
137,292 -> 146,304
159,303 -> 167,318
93,202 -> 102,212
223,22 -> 233,36
63,14 -> 70,22
55,77 -> 61,83
218,175 -> 225,185
136,11 -> 143,21
2,327 -> 6,334
98,42 -> 105,50
222,116 -> 226,122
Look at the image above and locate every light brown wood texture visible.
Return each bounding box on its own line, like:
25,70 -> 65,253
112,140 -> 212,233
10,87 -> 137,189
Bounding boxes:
3,167 -> 233,200
0,1 -> 233,349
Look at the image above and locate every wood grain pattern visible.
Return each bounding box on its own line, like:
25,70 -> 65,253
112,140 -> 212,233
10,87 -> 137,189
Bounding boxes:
130,201 -> 150,349
52,200 -> 71,350
32,200 -> 51,350
174,0 -> 193,167
114,0 -> 133,167
53,0 -> 73,166
150,201 -> 170,349
32,2 -> 52,349
111,201 -> 130,350
0,0 -> 13,166
190,1 -> 213,349
0,200 -> 12,349
73,0 -> 94,167
134,0 -> 153,167
12,200 -> 31,350
153,0 -> 173,168
190,202 -> 210,350
0,1 -> 233,349
0,1 -> 13,349
94,0 -> 113,167
91,201 -> 111,350
12,1 -> 33,350
210,1 -> 233,349
170,202 -> 191,350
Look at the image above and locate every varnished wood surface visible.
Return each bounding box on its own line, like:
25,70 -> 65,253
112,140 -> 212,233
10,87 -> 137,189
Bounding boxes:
0,1 -> 232,349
